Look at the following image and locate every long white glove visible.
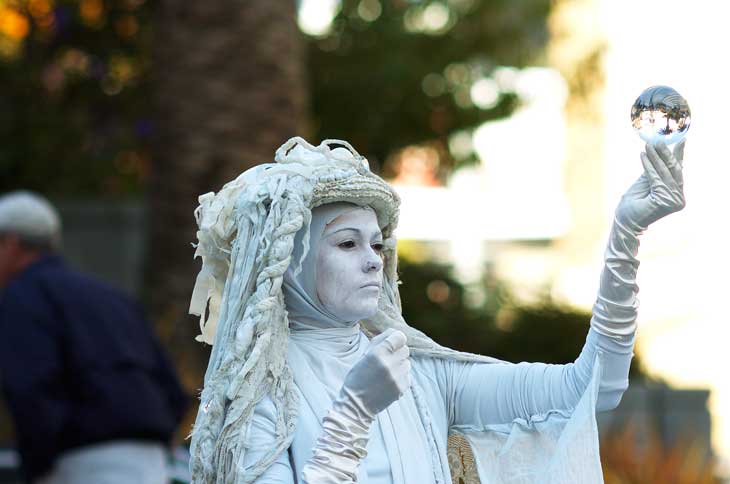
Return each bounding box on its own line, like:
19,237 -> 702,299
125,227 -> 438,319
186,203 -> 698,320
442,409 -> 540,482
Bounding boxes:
591,141 -> 686,346
301,328 -> 411,484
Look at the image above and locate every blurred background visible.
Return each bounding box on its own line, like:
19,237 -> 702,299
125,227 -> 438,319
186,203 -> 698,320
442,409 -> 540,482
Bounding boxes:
0,0 -> 726,482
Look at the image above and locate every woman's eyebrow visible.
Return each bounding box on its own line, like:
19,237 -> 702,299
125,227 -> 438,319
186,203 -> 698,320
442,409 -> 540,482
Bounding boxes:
328,227 -> 383,239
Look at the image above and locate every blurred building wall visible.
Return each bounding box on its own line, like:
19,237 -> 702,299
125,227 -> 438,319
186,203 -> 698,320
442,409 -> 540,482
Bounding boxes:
57,201 -> 146,297
598,386 -> 713,457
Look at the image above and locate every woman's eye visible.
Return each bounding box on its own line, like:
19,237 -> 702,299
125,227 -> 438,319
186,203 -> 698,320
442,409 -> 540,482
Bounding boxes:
338,240 -> 356,249
372,243 -> 384,252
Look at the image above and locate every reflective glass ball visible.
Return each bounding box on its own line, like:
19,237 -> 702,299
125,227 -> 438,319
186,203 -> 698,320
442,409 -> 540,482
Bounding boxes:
631,85 -> 691,145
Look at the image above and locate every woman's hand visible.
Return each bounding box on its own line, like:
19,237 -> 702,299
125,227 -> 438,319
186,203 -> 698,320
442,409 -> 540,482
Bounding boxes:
302,330 -> 410,483
615,140 -> 686,232
340,328 -> 411,416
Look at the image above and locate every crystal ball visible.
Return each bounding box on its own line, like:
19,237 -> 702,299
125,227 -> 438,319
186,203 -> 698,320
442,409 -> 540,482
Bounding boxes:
631,85 -> 691,145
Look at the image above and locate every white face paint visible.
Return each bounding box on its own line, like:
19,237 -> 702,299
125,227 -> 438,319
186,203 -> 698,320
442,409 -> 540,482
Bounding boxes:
316,208 -> 384,322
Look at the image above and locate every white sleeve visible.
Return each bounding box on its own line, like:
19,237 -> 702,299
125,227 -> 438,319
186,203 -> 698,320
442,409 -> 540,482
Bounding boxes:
446,326 -> 632,428
243,396 -> 295,484
300,386 -> 374,484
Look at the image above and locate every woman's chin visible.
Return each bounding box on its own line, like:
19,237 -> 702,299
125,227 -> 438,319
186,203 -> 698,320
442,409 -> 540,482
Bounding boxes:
360,304 -> 379,320
342,301 -> 380,322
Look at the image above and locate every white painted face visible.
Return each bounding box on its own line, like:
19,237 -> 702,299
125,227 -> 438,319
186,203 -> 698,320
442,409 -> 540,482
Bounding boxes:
316,208 -> 384,322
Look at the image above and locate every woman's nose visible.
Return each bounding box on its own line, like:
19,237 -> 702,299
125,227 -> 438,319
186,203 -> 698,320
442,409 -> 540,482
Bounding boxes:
364,252 -> 383,272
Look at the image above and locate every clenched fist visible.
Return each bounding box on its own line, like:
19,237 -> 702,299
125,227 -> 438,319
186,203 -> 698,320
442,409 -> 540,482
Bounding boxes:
340,328 -> 411,417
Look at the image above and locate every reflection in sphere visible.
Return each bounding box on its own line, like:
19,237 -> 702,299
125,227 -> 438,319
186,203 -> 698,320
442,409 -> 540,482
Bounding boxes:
631,85 -> 691,145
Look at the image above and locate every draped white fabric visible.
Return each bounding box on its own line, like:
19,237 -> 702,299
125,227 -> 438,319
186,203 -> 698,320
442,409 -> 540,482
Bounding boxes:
456,354 -> 604,484
244,327 -> 610,484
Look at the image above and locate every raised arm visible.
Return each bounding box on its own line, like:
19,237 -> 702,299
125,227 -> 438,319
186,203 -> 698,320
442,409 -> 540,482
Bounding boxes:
448,141 -> 686,427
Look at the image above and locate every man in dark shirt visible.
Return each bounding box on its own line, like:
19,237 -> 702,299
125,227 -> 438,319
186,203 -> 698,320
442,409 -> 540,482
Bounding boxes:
0,191 -> 189,483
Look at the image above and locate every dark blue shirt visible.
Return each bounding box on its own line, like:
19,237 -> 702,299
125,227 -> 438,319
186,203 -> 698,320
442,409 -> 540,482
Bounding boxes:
0,256 -> 189,481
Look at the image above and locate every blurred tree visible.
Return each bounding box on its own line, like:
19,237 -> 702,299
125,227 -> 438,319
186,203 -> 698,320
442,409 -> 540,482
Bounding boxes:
306,0 -> 552,177
0,0 -> 155,447
1,0 -> 557,192
0,0 -> 308,397
144,0 -> 308,389
0,0 -> 152,196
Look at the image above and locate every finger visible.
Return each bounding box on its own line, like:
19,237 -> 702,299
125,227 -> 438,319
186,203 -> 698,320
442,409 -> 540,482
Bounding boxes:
642,151 -> 684,209
399,358 -> 411,375
384,330 -> 407,352
645,144 -> 678,189
673,139 -> 686,168
653,141 -> 683,185
640,152 -> 664,190
395,374 -> 410,396
370,328 -> 395,346
395,361 -> 412,389
671,155 -> 684,189
392,345 -> 410,361
654,141 -> 671,161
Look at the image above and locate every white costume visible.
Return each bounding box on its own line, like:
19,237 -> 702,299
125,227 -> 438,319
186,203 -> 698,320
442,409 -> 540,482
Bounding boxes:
187,138 -> 686,484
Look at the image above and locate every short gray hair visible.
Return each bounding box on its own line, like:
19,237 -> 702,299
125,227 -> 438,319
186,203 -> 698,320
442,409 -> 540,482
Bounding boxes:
0,191 -> 62,251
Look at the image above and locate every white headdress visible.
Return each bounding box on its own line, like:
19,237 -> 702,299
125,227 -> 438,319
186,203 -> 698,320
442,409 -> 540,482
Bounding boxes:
188,137 -> 499,483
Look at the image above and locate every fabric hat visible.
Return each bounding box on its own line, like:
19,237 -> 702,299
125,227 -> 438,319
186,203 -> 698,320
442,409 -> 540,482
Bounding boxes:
189,137 -> 401,345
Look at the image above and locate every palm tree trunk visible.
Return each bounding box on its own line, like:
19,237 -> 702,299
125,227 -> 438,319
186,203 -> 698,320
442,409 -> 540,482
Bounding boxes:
145,0 -> 307,395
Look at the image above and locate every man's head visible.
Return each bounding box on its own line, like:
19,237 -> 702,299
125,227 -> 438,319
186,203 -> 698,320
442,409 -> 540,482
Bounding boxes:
0,191 -> 61,288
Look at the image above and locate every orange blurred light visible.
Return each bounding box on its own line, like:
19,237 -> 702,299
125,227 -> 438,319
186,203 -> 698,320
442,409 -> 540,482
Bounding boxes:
121,0 -> 145,10
389,145 -> 442,187
426,280 -> 451,304
79,0 -> 103,25
114,14 -> 138,38
36,13 -> 54,30
109,55 -> 136,83
60,48 -> 90,74
0,7 -> 30,40
28,0 -> 53,18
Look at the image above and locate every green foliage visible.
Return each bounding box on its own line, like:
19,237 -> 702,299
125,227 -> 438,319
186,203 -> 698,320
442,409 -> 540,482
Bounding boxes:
306,0 -> 552,173
1,0 -> 557,194
397,255 -> 647,379
0,0 -> 152,197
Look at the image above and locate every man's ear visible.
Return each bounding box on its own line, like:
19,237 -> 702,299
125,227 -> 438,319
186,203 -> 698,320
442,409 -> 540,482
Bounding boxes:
2,234 -> 30,261
4,233 -> 22,251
